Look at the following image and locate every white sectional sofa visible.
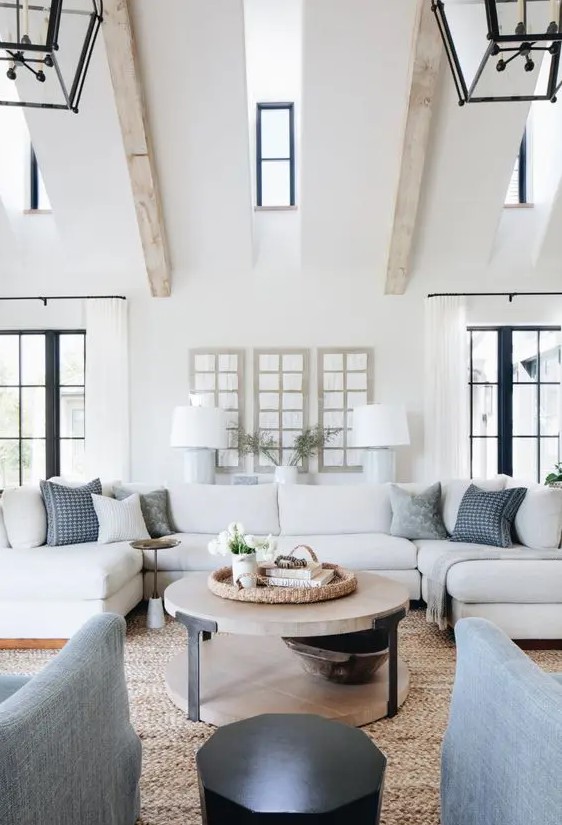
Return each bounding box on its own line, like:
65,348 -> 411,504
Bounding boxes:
0,476 -> 561,641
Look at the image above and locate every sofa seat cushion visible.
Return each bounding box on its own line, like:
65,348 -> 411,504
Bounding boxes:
0,675 -> 30,704
275,534 -> 418,570
0,544 -> 143,601
416,539 -> 523,576
142,534 -> 219,572
417,539 -> 562,603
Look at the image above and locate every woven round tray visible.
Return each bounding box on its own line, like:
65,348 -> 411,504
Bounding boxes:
208,563 -> 357,604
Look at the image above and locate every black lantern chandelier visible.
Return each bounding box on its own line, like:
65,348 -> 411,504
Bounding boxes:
433,0 -> 562,104
0,1 -> 103,112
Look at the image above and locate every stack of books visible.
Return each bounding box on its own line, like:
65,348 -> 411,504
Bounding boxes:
259,560 -> 334,589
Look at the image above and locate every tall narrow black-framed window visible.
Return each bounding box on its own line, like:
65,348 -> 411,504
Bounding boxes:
256,102 -> 295,208
30,146 -> 51,211
0,332 -> 85,487
469,326 -> 560,482
505,131 -> 528,206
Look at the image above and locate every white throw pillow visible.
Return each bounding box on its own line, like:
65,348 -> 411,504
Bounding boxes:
2,486 -> 47,548
92,493 -> 150,545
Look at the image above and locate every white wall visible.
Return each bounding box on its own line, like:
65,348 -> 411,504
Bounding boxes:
1,0 -> 562,487
244,0 -> 302,270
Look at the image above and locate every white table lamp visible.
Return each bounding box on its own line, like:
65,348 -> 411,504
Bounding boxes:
352,404 -> 410,483
170,406 -> 229,484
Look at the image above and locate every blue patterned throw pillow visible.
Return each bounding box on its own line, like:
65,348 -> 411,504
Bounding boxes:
40,478 -> 102,546
451,484 -> 527,548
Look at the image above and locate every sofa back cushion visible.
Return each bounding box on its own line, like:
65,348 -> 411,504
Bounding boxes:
505,477 -> 562,550
2,486 -> 47,549
168,483 -> 280,535
0,503 -> 9,548
278,484 -> 391,536
48,476 -> 118,498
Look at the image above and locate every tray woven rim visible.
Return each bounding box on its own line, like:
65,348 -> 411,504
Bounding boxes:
207,563 -> 357,604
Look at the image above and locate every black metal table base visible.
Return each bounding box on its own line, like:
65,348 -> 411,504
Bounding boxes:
374,607 -> 407,718
175,613 -> 217,722
176,606 -> 407,722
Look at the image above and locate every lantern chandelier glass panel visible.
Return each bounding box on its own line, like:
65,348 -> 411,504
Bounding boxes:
433,0 -> 562,103
0,0 -> 103,112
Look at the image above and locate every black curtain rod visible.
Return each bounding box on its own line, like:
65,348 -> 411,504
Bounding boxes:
0,295 -> 126,306
427,291 -> 562,303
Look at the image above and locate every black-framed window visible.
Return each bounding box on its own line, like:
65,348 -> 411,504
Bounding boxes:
469,327 -> 560,483
30,146 -> 51,211
0,332 -> 85,487
256,102 -> 295,207
505,131 -> 528,205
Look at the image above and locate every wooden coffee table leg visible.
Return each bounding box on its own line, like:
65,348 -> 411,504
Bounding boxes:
176,612 -> 218,722
374,607 -> 407,718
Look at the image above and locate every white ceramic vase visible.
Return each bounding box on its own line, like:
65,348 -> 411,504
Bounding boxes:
274,465 -> 298,484
231,552 -> 258,588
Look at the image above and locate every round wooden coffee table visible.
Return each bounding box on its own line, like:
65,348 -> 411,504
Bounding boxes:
164,572 -> 409,727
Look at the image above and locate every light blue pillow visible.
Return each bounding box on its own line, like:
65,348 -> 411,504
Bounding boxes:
113,487 -> 173,539
389,482 -> 447,540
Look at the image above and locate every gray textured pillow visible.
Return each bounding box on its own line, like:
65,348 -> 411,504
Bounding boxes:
40,478 -> 102,546
389,482 -> 447,540
451,484 -> 527,548
113,487 -> 173,539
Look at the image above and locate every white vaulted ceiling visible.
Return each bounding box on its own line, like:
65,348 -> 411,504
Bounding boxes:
0,0 -> 560,296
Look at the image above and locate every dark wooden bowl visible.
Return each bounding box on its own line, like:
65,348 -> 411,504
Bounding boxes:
283,629 -> 389,685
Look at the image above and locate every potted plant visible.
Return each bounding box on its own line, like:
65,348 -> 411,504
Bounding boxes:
208,522 -> 277,588
238,426 -> 342,484
545,463 -> 562,487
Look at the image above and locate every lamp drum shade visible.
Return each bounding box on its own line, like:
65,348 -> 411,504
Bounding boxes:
170,407 -> 229,449
352,405 -> 410,449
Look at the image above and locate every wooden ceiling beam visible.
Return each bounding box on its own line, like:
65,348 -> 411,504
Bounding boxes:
385,1 -> 442,295
103,0 -> 171,297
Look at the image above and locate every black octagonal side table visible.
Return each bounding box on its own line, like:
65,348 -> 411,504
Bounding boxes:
197,713 -> 387,824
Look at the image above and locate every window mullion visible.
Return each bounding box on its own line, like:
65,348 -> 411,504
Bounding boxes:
45,332 -> 60,478
498,328 -> 513,476
18,334 -> 22,486
256,105 -> 263,207
519,131 -> 527,205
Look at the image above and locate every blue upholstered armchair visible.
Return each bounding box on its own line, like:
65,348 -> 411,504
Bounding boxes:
0,614 -> 142,825
442,617 -> 562,825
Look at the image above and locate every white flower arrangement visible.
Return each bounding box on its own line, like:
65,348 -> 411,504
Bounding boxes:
208,522 -> 277,560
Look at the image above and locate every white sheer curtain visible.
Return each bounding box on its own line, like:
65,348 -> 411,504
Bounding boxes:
424,296 -> 470,479
84,298 -> 130,481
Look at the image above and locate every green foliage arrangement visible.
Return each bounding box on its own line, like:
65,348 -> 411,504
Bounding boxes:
238,425 -> 342,467
545,463 -> 562,485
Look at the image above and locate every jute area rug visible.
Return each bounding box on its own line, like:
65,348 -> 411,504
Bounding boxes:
2,607 -> 562,825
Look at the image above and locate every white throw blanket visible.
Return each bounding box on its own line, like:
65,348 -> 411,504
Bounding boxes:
426,548 -> 562,631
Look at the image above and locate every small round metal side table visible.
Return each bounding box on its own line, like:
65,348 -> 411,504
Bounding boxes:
130,538 -> 181,629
